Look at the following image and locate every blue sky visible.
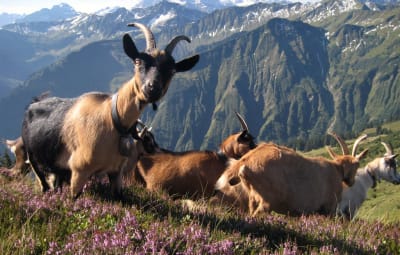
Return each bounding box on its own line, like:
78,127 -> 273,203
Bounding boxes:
0,0 -> 142,14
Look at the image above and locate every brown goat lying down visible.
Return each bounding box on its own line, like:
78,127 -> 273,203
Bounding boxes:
128,112 -> 256,199
214,133 -> 368,216
21,23 -> 199,199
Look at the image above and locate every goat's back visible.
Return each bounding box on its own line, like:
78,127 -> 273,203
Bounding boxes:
136,150 -> 227,198
22,96 -> 76,172
236,143 -> 343,215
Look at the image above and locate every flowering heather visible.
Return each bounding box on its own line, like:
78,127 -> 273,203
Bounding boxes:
0,171 -> 399,255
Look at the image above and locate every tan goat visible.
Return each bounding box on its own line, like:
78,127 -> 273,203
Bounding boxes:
214,133 -> 368,216
4,137 -> 30,175
21,23 -> 199,199
6,121 -> 159,189
129,112 -> 256,199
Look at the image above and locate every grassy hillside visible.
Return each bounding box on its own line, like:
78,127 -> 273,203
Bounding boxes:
0,172 -> 399,254
0,124 -> 400,254
356,182 -> 400,224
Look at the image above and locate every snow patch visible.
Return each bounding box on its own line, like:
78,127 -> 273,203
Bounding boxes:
150,11 -> 177,28
168,0 -> 186,5
96,7 -> 120,16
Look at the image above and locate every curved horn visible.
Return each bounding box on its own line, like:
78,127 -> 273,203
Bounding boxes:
127,22 -> 156,50
351,134 -> 368,157
235,112 -> 249,131
139,126 -> 148,139
136,119 -> 153,132
381,142 -> 393,156
165,35 -> 191,55
328,132 -> 350,155
136,119 -> 146,128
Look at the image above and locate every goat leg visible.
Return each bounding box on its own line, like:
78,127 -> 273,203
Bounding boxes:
108,172 -> 124,200
29,161 -> 51,193
70,170 -> 91,199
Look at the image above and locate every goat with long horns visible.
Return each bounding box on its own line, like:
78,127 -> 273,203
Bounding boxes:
21,23 -> 199,199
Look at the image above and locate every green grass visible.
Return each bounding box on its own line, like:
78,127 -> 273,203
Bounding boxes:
382,120 -> 400,132
356,182 -> 400,224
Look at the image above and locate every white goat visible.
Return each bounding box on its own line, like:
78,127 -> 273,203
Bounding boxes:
338,142 -> 399,220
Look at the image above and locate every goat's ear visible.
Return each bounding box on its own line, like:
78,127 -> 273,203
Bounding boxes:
325,146 -> 337,160
355,149 -> 368,160
238,130 -> 252,143
175,54 -> 200,72
384,154 -> 398,162
123,34 -> 139,60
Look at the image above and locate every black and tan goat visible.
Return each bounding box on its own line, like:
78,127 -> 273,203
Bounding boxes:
214,133 -> 368,216
6,121 -> 159,190
21,23 -> 199,199
129,112 -> 256,199
338,142 -> 399,220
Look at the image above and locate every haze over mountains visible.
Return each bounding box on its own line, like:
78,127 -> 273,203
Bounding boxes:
0,0 -> 399,151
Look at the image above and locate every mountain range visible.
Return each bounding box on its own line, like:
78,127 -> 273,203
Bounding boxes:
0,0 -> 287,26
0,0 -> 399,152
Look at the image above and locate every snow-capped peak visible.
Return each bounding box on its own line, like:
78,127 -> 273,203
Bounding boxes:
95,7 -> 121,16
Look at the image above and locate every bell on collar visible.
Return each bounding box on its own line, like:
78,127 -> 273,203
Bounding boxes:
119,134 -> 134,157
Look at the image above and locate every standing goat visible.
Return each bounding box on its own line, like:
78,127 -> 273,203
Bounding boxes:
21,23 -> 199,199
6,121 -> 159,190
338,142 -> 399,220
129,112 -> 256,199
214,133 -> 368,216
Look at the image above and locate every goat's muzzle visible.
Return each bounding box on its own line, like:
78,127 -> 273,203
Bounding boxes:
143,82 -> 163,103
142,68 -> 165,103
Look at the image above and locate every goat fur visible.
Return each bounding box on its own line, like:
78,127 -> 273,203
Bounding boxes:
21,23 -> 199,199
214,134 -> 368,216
338,142 -> 399,219
129,113 -> 256,199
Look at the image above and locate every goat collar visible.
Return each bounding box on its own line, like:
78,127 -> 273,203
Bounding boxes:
111,93 -> 139,139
